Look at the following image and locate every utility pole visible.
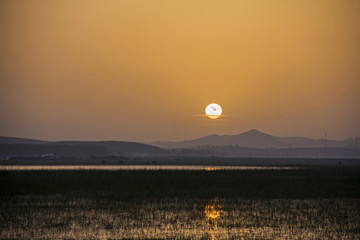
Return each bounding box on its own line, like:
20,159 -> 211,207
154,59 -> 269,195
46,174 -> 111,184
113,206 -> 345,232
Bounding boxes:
324,133 -> 327,148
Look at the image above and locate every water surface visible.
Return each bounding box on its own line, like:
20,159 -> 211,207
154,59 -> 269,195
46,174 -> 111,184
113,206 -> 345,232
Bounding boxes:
0,165 -> 300,171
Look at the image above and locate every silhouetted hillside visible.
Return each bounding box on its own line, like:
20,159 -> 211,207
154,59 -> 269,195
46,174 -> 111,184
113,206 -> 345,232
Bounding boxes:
0,137 -> 167,159
56,141 -> 165,156
0,144 -> 107,158
1,134 -> 357,160
151,129 -> 356,149
0,136 -> 49,145
172,146 -> 359,158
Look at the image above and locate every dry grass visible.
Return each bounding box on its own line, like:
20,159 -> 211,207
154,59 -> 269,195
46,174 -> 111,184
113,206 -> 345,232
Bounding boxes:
1,196 -> 359,239
1,168 -> 359,239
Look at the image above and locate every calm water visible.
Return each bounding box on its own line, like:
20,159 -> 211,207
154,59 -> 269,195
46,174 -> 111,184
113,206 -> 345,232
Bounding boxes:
0,165 -> 300,171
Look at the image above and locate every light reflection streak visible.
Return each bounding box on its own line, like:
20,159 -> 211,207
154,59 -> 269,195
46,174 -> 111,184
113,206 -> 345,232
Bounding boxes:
0,165 -> 300,171
204,199 -> 224,239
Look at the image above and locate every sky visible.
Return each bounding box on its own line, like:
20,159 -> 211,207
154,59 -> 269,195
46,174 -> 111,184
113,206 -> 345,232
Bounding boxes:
0,0 -> 359,142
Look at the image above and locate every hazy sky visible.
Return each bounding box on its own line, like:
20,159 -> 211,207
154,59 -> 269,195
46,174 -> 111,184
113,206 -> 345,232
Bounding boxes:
1,0 -> 359,142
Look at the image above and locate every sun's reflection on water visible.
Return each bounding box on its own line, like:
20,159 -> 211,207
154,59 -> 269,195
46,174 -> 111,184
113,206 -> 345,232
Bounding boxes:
204,167 -> 221,171
204,199 -> 224,239
204,201 -> 223,221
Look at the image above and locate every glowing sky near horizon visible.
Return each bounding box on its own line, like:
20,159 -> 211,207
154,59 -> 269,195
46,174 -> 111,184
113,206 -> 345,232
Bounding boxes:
0,0 -> 359,142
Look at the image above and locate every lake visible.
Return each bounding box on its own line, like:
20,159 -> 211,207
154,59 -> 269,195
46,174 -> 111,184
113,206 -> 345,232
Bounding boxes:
0,165 -> 300,171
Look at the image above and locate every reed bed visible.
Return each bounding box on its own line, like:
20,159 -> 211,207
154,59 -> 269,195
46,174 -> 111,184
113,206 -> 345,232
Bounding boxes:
1,167 -> 359,239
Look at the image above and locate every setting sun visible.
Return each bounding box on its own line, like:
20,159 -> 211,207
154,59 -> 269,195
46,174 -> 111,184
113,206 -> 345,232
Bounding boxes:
205,103 -> 222,119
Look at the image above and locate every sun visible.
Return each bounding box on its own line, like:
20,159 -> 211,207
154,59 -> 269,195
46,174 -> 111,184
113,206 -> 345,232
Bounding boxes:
205,103 -> 222,119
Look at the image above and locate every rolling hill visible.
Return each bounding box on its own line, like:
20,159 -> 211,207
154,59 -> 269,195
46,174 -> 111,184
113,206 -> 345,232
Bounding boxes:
0,137 -> 166,158
151,129 -> 356,149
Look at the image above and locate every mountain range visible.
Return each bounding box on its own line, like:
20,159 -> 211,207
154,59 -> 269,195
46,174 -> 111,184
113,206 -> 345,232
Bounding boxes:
151,129 -> 356,149
1,130 -> 358,159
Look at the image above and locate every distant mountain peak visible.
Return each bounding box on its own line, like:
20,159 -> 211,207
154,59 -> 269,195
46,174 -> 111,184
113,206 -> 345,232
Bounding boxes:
249,129 -> 261,132
244,129 -> 262,134
206,134 -> 219,137
240,129 -> 270,136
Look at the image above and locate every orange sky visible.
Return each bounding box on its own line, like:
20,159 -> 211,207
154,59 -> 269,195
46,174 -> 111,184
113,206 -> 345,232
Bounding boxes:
1,0 -> 359,142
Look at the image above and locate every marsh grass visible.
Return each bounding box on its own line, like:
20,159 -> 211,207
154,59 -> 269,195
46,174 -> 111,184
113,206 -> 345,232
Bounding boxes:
0,167 -> 359,239
1,196 -> 359,239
